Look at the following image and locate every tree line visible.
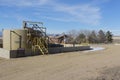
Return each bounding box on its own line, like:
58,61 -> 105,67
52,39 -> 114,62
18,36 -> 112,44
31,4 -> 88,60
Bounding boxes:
66,30 -> 113,44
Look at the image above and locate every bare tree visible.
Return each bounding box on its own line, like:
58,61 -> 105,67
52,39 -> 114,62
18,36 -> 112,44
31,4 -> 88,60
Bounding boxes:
76,33 -> 86,44
66,29 -> 112,44
98,30 -> 106,43
88,31 -> 98,43
67,30 -> 78,44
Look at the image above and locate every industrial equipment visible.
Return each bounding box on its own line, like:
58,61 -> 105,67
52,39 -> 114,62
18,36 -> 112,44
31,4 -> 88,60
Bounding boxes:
3,21 -> 49,55
23,21 -> 48,55
1,21 -> 91,59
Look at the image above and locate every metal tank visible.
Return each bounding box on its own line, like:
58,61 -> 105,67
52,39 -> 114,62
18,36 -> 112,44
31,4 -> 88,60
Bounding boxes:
3,29 -> 28,50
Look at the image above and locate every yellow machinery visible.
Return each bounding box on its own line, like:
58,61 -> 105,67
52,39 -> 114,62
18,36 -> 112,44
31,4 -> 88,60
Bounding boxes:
23,21 -> 48,55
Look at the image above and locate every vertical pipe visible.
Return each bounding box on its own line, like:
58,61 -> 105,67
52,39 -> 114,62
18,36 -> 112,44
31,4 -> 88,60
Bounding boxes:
19,36 -> 22,48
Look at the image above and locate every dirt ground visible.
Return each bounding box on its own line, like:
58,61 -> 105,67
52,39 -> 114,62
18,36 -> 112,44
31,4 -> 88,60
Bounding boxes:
0,44 -> 120,80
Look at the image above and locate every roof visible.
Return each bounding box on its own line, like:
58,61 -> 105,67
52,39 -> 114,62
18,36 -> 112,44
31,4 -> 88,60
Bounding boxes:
56,34 -> 68,39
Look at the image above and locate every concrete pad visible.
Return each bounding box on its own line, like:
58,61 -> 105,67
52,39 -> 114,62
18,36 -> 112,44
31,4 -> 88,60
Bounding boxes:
0,48 -> 10,59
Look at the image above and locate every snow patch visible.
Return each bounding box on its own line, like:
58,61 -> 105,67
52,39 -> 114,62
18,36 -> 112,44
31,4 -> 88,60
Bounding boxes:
84,47 -> 105,52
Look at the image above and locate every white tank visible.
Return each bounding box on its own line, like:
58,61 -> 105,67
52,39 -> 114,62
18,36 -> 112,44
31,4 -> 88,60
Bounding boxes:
3,29 -> 28,50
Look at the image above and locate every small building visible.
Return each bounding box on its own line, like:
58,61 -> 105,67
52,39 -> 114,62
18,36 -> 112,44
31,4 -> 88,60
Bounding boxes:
49,34 -> 68,44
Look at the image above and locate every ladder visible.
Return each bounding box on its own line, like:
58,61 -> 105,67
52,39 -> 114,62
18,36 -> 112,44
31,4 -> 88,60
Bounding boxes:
32,37 -> 48,55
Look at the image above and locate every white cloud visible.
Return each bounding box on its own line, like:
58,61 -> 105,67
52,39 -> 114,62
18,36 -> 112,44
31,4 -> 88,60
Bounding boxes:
91,0 -> 111,5
53,4 -> 101,25
0,0 -> 102,25
0,0 -> 51,6
42,16 -> 78,22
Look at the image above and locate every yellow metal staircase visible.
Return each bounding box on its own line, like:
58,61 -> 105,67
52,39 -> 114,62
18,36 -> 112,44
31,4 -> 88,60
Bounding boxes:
32,37 -> 48,55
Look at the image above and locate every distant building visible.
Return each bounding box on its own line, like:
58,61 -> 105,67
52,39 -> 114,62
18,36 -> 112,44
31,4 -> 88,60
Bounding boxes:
49,34 -> 68,44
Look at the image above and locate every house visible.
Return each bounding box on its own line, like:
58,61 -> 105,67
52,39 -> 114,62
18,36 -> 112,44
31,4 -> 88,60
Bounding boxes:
49,34 -> 68,44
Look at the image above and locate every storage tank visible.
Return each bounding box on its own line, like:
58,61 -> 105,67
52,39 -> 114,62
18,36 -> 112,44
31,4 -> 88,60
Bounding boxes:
3,29 -> 28,50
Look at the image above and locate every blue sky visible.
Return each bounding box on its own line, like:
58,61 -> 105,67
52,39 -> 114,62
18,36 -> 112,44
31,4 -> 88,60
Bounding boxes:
0,0 -> 120,35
